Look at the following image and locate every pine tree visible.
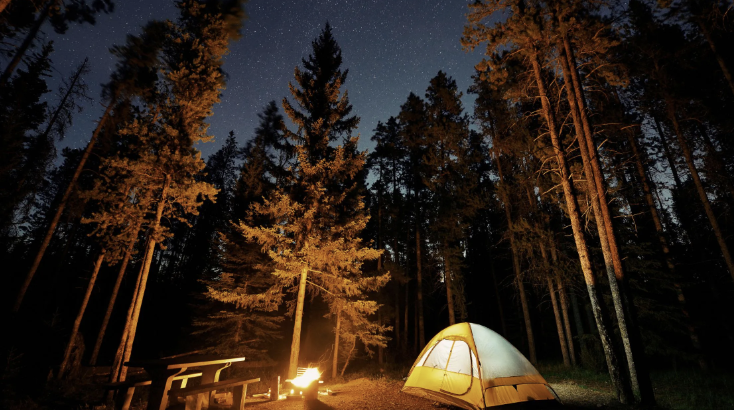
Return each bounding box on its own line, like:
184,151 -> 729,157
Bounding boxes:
199,125 -> 284,358
12,20 -> 169,313
0,0 -> 113,88
421,71 -> 480,325
0,0 -> 12,15
630,0 -> 734,285
552,2 -> 652,399
397,92 -> 429,349
463,1 -> 632,402
86,0 -> 245,382
368,116 -> 409,356
210,24 -> 388,379
0,42 -> 52,235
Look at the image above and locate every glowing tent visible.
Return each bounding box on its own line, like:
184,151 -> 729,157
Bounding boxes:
402,323 -> 556,409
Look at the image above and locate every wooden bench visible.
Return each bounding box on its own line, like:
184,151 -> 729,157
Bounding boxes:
105,370 -> 202,410
169,377 -> 260,410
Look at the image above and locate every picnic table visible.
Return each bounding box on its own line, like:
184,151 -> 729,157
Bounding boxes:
125,354 -> 245,410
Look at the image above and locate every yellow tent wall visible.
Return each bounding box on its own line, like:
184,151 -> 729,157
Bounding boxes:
402,323 -> 555,409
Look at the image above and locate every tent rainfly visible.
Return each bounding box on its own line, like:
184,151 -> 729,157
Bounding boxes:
402,323 -> 557,409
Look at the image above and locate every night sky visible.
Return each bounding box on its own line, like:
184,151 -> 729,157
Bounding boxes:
49,0 -> 485,158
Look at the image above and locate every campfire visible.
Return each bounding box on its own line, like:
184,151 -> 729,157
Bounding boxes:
286,367 -> 322,401
291,367 -> 321,388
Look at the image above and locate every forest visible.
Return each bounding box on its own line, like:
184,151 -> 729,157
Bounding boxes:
1,0 -> 734,409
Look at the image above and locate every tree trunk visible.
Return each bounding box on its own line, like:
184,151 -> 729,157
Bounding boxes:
494,151 -> 536,363
40,59 -> 89,142
653,116 -> 683,192
0,0 -> 55,88
627,129 -> 706,370
89,224 -> 140,366
413,296 -> 418,354
403,281 -> 409,354
332,307 -> 341,379
695,123 -> 734,200
665,101 -> 734,283
377,196 -> 383,271
110,252 -> 146,383
698,19 -> 734,98
550,246 -> 576,365
415,222 -> 425,348
570,290 -> 585,336
490,253 -> 507,336
0,0 -> 12,16
557,273 -> 577,366
119,175 -> 170,382
516,277 -> 535,363
444,248 -> 456,326
288,267 -> 309,379
118,247 -> 153,383
544,248 -> 570,368
340,336 -> 356,377
394,282 -> 400,354
547,276 -> 570,367
560,39 -> 641,401
13,102 -> 114,313
529,49 -> 631,404
57,249 -> 106,379
378,308 -> 384,365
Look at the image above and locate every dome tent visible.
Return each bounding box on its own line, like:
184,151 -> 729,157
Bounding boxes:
402,323 -> 556,409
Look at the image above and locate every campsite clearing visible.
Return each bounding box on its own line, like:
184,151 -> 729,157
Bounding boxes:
246,377 -> 626,410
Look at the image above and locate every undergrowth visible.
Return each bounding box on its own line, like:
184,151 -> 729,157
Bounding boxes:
539,361 -> 734,410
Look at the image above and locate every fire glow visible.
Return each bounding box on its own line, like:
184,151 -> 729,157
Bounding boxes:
290,367 -> 321,388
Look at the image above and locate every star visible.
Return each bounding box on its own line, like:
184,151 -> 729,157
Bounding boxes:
48,0 -> 482,158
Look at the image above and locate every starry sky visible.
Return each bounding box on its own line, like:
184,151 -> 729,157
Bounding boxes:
48,0 -> 486,158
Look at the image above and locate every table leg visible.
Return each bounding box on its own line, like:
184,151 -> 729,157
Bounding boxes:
145,367 -> 187,410
231,384 -> 247,410
184,394 -> 199,410
115,386 -> 136,410
198,362 -> 231,408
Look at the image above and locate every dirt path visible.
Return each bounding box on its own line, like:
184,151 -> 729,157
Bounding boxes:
243,377 -> 623,410
246,378 -> 435,410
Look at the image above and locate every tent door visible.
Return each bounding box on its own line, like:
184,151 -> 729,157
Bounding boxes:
439,340 -> 473,396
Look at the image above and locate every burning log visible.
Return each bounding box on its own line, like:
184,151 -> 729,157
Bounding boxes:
286,367 -> 322,401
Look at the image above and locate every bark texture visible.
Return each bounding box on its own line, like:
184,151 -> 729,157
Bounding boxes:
58,250 -> 106,379
0,0 -> 11,15
543,245 -> 570,368
560,40 -> 641,400
13,103 -> 113,313
415,224 -> 425,348
288,267 -> 309,379
627,129 -> 706,370
444,249 -> 456,326
666,102 -> 734,282
529,50 -> 630,404
699,21 -> 734,97
110,253 -> 146,383
118,175 -> 169,382
332,307 -> 341,379
0,0 -> 55,88
494,151 -> 536,363
89,232 -> 137,366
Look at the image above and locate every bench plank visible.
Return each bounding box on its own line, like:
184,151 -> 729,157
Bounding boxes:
105,370 -> 202,389
169,377 -> 260,398
104,371 -> 202,410
170,377 -> 259,410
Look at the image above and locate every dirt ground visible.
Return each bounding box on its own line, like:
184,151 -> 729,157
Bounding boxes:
241,377 -> 623,410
